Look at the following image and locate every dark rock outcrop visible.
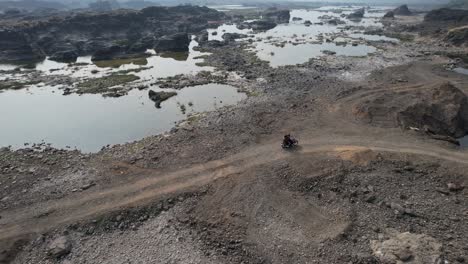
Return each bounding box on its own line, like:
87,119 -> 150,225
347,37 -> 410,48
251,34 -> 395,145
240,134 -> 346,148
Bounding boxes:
418,9 -> 468,42
445,26 -> 468,46
0,5 -> 225,62
222,33 -> 248,42
91,45 -> 126,61
195,31 -> 209,44
253,20 -> 277,30
198,40 -> 227,48
347,8 -> 365,20
327,18 -> 346,25
393,5 -> 412,16
49,50 -> 78,62
241,20 -> 277,31
263,8 -> 291,24
128,36 -> 155,53
154,33 -> 190,53
148,90 -> 177,108
0,30 -> 43,62
424,8 -> 468,23
383,11 -> 395,19
47,236 -> 72,259
353,82 -> 468,138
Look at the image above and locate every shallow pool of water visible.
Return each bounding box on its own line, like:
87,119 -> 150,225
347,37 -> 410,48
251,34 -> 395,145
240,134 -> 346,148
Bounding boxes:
0,84 -> 245,152
31,40 -> 214,80
454,67 -> 468,75
349,33 -> 399,42
458,135 -> 468,149
0,63 -> 19,71
208,8 -> 387,67
254,41 -> 376,67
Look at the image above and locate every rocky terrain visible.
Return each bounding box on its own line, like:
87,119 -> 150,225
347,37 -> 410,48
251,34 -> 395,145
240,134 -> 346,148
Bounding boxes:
0,5 -> 225,62
393,5 -> 413,16
414,8 -> 468,46
352,81 -> 468,138
0,4 -> 468,264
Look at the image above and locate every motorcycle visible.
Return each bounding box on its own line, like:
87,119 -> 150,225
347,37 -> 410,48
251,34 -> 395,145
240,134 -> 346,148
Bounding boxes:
281,137 -> 299,149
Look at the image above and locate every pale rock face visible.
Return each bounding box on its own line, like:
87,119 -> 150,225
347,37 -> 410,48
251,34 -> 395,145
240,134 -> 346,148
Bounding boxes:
371,231 -> 442,264
47,236 -> 72,258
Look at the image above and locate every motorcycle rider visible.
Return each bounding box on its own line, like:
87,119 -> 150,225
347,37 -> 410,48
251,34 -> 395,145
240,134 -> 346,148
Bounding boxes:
283,134 -> 294,148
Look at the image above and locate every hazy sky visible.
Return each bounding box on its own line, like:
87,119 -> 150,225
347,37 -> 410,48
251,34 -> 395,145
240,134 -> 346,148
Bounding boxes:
0,0 -> 452,2
0,0 -> 453,7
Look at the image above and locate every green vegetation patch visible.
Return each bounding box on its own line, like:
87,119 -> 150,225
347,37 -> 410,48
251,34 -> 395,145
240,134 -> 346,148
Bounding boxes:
240,88 -> 261,97
77,74 -> 140,94
0,80 -> 41,90
159,52 -> 189,61
114,66 -> 153,75
94,57 -> 149,68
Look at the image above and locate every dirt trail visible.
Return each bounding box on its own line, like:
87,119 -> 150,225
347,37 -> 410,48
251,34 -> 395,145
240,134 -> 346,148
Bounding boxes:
1,137 -> 468,243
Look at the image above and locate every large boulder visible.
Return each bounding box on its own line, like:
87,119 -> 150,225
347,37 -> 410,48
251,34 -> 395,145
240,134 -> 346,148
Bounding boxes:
419,8 -> 468,40
195,30 -> 209,44
199,40 -> 227,48
148,90 -> 177,108
222,33 -> 248,42
0,30 -> 43,62
91,45 -> 126,61
128,36 -> 155,53
347,8 -> 365,20
383,11 -> 395,19
371,232 -> 442,264
263,8 -> 291,24
237,20 -> 277,31
47,236 -> 72,259
353,82 -> 468,138
327,18 -> 346,25
424,8 -> 468,23
49,50 -> 78,62
393,5 -> 412,16
154,33 -> 190,53
445,26 -> 468,46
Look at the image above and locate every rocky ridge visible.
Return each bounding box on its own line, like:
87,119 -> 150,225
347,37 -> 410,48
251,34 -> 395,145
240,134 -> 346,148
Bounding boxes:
0,5 -> 225,62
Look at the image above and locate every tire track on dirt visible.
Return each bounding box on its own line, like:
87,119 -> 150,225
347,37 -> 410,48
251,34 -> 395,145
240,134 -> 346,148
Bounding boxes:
1,140 -> 468,242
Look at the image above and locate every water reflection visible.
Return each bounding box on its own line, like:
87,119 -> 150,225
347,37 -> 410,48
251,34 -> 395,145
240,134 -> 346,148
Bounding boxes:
29,40 -> 213,80
0,84 -> 245,152
454,67 -> 468,75
207,7 -> 388,67
254,42 -> 376,67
